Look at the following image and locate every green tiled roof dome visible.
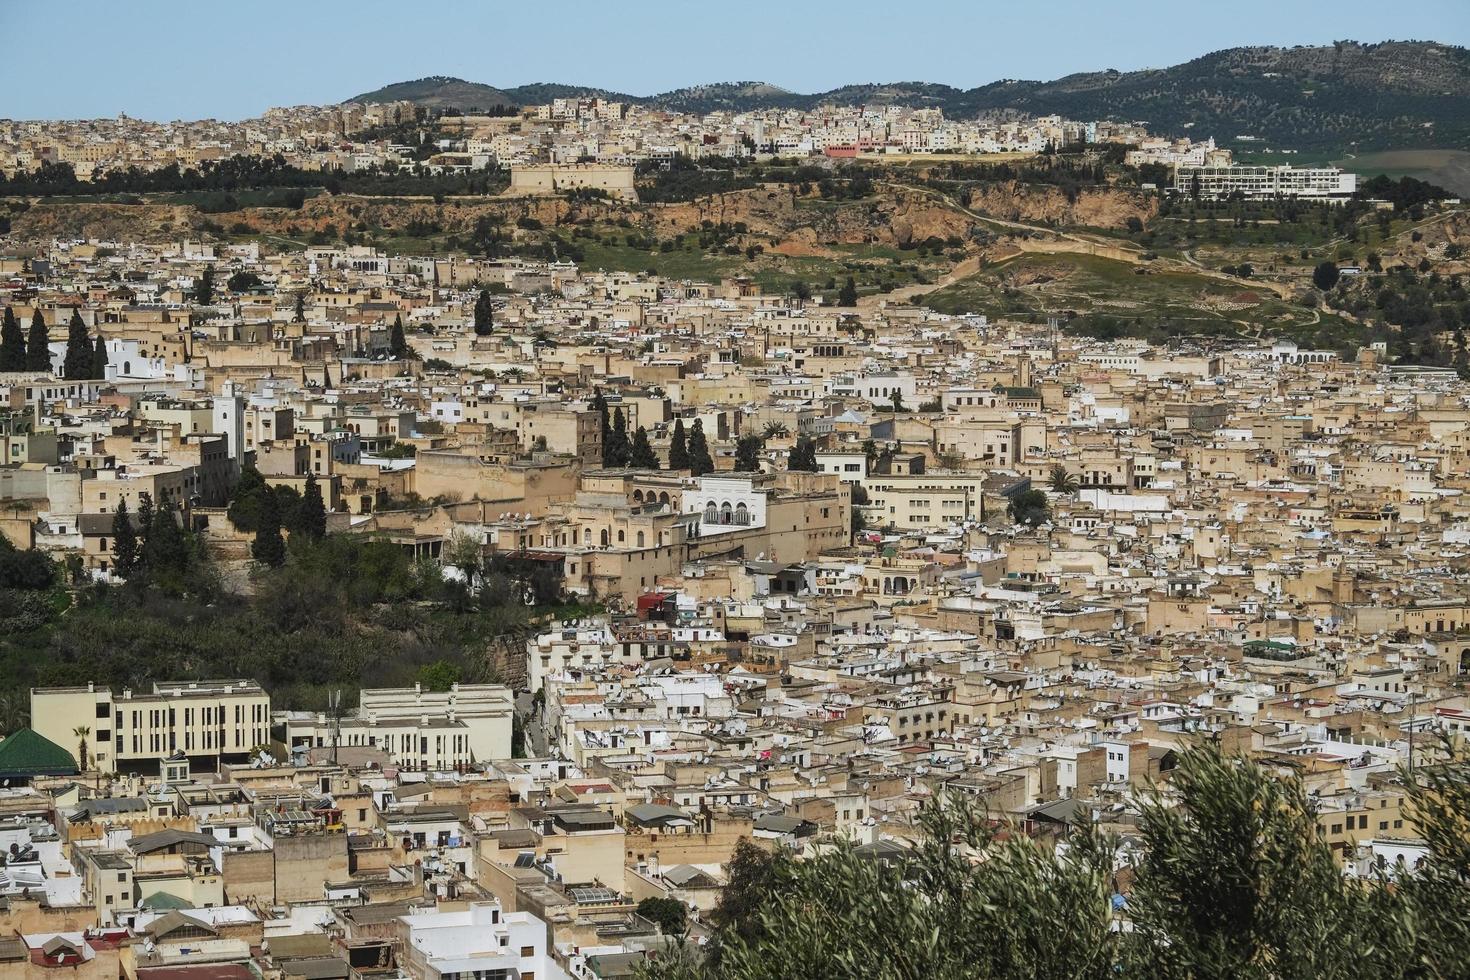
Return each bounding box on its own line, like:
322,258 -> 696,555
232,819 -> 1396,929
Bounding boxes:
0,728 -> 79,779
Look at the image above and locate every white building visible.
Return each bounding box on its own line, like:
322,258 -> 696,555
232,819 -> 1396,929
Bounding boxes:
684,475 -> 767,536
398,901 -> 571,980
1172,164 -> 1358,201
280,683 -> 514,769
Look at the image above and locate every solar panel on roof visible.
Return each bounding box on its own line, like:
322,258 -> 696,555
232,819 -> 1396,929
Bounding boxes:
571,886 -> 617,904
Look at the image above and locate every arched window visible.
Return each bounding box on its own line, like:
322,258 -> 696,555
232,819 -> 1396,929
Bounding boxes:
703,501 -> 718,523
735,502 -> 750,525
600,529 -> 609,547
633,489 -> 644,503
636,531 -> 645,547
122,361 -> 130,375
659,492 -> 670,505
720,502 -> 734,525
617,530 -> 625,543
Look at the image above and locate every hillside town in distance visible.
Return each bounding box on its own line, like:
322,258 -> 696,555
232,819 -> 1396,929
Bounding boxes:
0,35 -> 1469,980
3,97 -> 1357,202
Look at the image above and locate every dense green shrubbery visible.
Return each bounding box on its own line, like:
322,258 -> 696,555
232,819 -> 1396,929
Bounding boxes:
0,155 -> 508,200
642,742 -> 1470,980
0,526 -> 561,730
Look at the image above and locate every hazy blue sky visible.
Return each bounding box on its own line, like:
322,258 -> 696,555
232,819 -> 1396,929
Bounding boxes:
4,0 -> 1467,120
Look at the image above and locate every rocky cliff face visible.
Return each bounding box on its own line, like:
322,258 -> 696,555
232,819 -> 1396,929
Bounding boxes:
7,179 -> 1151,248
964,181 -> 1156,230
10,203 -> 205,241
645,185 -> 977,247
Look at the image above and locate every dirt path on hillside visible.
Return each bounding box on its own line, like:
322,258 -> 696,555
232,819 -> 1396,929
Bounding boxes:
882,182 -> 1297,303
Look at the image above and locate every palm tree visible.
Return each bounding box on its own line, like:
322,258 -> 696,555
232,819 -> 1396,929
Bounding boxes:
1048,464 -> 1080,495
762,421 -> 790,439
72,726 -> 91,771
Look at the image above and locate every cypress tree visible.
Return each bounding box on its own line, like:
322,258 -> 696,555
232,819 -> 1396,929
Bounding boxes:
687,420 -> 714,476
194,266 -> 214,306
630,426 -> 659,469
62,311 -> 91,381
135,492 -> 154,565
605,406 -> 631,467
0,307 -> 26,371
837,276 -> 858,307
91,334 -> 108,380
147,492 -> 189,575
389,314 -> 410,359
25,310 -> 50,372
668,418 -> 689,471
111,499 -> 137,579
293,292 -> 306,323
251,486 -> 286,567
473,288 -> 494,336
592,390 -> 611,464
296,471 -> 327,541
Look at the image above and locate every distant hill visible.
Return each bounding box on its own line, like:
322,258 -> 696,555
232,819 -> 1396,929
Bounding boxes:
346,76 -> 515,111
346,42 -> 1470,151
501,82 -> 637,105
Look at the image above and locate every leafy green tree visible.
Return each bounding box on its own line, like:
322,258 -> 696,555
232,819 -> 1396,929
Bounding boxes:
1396,738 -> 1470,974
644,743 -> 1465,980
0,307 -> 27,371
228,466 -> 272,532
25,310 -> 50,371
226,270 -> 262,292
733,434 -> 763,472
0,535 -> 56,590
145,492 -> 191,577
1126,744 -> 1400,980
787,436 -> 818,472
707,838 -> 781,949
686,420 -> 714,476
630,426 -> 659,469
273,485 -> 302,536
1048,464 -> 1079,495
837,276 -> 857,307
1007,489 -> 1050,526
110,499 -> 137,579
91,334 -> 108,380
250,485 -> 287,567
294,471 -> 327,541
636,896 -> 689,935
473,288 -> 494,336
194,265 -> 215,305
889,388 -> 906,413
389,314 -> 412,359
416,659 -> 460,692
668,418 -> 690,471
62,311 -> 91,381
1312,260 -> 1340,291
